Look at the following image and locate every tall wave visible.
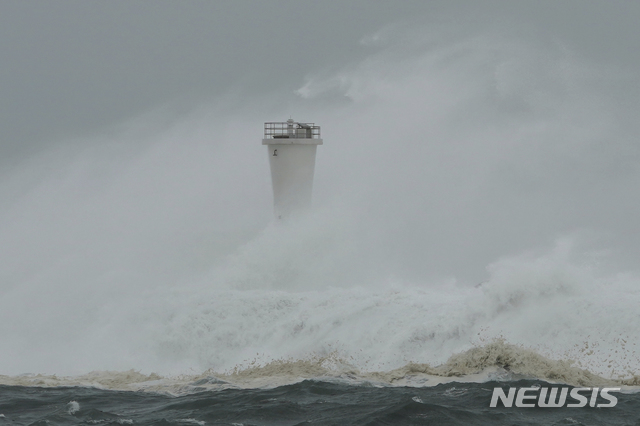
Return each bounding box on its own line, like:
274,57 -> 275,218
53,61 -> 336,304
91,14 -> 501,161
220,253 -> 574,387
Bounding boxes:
1,21 -> 639,390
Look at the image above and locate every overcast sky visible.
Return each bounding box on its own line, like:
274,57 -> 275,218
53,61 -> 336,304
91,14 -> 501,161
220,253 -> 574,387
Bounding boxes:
1,0 -> 640,287
1,0 -> 416,161
2,1 -> 638,160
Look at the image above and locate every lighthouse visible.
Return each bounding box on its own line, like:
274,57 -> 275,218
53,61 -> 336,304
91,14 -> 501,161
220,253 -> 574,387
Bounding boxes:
263,119 -> 322,219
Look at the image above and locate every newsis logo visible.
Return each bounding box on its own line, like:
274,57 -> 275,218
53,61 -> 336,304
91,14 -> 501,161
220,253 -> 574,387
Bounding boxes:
490,387 -> 620,408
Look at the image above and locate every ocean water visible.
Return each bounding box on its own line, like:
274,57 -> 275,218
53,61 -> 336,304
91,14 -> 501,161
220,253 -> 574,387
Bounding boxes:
2,25 -> 640,424
2,243 -> 640,424
3,376 -> 640,426
1,380 -> 640,425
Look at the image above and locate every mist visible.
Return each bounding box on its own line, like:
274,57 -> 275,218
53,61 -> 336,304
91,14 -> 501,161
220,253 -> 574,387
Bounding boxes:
1,4 -> 639,378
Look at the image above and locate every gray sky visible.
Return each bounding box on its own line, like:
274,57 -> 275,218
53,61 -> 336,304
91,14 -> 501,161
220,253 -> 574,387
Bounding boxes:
1,0 -> 424,162
2,1 -> 638,161
1,0 -> 640,287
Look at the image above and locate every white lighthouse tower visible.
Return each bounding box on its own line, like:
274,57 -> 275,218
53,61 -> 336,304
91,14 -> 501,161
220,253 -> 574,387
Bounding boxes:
263,119 -> 322,219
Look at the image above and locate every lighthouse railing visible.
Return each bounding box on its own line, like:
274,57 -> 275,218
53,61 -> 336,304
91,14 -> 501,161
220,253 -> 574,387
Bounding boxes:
264,122 -> 321,139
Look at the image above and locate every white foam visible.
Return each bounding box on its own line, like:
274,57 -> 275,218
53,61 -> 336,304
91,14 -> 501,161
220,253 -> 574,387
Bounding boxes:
177,419 -> 205,426
66,400 -> 80,415
1,236 -> 640,388
0,21 -> 639,390
1,340 -> 638,395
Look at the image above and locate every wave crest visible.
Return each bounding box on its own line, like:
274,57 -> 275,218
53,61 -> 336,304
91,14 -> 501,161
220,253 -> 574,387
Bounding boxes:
3,340 -> 638,394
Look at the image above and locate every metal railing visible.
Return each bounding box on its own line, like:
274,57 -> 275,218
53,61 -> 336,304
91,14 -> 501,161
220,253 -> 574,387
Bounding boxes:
264,121 -> 321,139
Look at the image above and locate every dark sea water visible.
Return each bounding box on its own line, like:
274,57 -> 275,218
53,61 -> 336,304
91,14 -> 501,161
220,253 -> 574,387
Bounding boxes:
2,380 -> 639,426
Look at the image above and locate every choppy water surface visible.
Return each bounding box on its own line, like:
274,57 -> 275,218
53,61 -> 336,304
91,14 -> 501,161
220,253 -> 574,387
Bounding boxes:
2,380 -> 640,426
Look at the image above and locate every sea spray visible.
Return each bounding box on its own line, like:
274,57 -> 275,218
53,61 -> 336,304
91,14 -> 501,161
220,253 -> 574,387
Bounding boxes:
2,340 -> 639,394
